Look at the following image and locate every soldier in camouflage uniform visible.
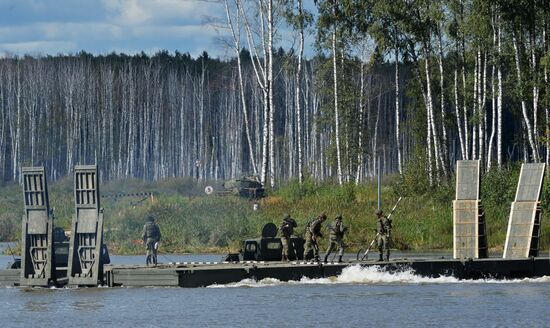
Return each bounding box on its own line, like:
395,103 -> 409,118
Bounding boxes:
279,213 -> 297,261
323,215 -> 347,263
142,215 -> 161,266
375,209 -> 392,261
303,213 -> 327,261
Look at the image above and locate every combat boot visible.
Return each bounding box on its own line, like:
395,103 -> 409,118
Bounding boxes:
323,254 -> 329,263
378,254 -> 383,262
337,255 -> 343,263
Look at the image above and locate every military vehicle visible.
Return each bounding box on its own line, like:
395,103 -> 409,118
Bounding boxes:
222,176 -> 265,199
225,223 -> 305,262
6,227 -> 111,271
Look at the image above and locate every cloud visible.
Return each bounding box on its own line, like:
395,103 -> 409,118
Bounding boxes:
101,0 -> 216,26
0,40 -> 77,55
0,0 -> 254,58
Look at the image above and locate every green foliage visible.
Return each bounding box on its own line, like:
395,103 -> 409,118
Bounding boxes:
393,149 -> 430,196
3,169 -> 550,255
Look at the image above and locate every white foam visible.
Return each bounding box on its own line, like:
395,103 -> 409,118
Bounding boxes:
206,265 -> 550,288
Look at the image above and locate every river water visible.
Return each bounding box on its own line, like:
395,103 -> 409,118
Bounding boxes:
1,243 -> 549,327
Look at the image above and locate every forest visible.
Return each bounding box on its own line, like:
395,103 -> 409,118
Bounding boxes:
0,0 -> 549,189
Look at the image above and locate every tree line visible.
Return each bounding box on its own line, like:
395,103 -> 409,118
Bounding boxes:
0,0 -> 548,187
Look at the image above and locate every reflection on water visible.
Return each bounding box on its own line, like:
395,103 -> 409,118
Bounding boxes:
24,300 -> 49,313
72,300 -> 103,312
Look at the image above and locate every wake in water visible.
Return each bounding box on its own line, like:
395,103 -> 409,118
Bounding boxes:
207,265 -> 550,288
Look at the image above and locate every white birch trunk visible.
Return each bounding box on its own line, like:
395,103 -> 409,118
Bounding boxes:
530,32 -> 540,157
296,0 -> 304,184
454,70 -> 466,159
332,30 -> 343,185
487,25 -> 497,169
497,15 -> 503,167
267,0 -> 275,188
437,31 -> 447,171
513,33 -> 539,162
462,65 -> 469,160
224,0 -> 258,175
424,54 -> 441,176
395,48 -> 402,174
472,52 -> 478,160
356,57 -> 365,184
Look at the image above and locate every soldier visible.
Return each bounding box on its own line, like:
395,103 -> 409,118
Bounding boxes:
142,215 -> 161,266
375,209 -> 392,261
279,213 -> 297,261
303,213 -> 327,261
323,215 -> 347,263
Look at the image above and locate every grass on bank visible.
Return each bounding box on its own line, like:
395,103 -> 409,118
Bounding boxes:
1,164 -> 550,255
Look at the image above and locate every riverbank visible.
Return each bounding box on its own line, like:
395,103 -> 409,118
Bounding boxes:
1,165 -> 549,255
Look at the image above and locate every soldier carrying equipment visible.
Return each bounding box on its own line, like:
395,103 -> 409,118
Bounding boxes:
356,197 -> 401,261
376,209 -> 392,262
279,213 -> 297,261
323,215 -> 347,263
142,215 -> 161,266
303,213 -> 327,261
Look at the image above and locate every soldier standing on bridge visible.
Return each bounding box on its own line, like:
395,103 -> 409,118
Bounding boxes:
323,215 -> 347,263
279,213 -> 297,261
303,213 -> 326,262
142,215 -> 161,266
375,209 -> 392,262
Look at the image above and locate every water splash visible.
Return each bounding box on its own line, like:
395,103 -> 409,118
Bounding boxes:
207,265 -> 550,288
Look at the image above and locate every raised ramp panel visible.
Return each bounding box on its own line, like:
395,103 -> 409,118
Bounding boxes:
67,165 -> 104,286
503,163 -> 545,259
453,160 -> 487,259
455,160 -> 481,200
20,167 -> 55,286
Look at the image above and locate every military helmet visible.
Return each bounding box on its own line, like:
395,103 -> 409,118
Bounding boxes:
375,209 -> 383,216
147,215 -> 155,222
320,212 -> 327,220
335,215 -> 343,221
283,213 -> 291,220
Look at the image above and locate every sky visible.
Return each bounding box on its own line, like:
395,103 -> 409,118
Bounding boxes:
0,0 -> 232,58
0,0 -> 317,59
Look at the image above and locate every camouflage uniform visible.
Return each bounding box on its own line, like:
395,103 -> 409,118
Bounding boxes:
303,213 -> 326,261
142,216 -> 161,265
279,214 -> 297,261
324,216 -> 347,263
376,210 -> 392,261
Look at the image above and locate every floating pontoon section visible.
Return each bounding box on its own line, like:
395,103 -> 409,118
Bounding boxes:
503,163 -> 545,259
453,160 -> 488,259
20,167 -> 55,286
67,165 -> 104,286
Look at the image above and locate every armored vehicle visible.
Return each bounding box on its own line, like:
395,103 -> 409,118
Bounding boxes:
222,176 -> 265,199
233,223 -> 304,261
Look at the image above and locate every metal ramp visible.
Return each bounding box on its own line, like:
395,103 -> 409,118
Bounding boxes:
453,160 -> 488,259
503,163 -> 545,258
20,167 -> 55,286
67,165 -> 104,286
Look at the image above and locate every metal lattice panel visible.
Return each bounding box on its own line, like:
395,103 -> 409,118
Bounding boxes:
20,167 -> 55,286
68,165 -> 104,286
453,201 -> 479,258
504,202 -> 538,258
515,163 -> 546,202
455,160 -> 480,200
503,163 -> 545,259
453,160 -> 487,259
